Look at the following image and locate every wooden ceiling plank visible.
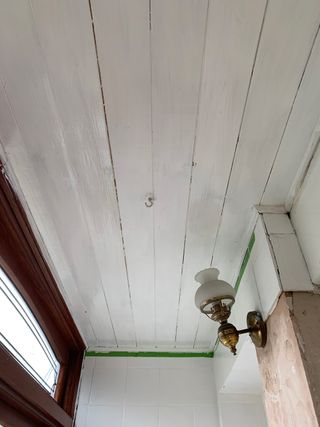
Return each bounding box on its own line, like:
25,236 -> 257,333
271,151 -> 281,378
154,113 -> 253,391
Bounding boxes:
30,0 -> 138,347
262,29 -> 320,207
151,0 -> 208,347
91,0 -> 155,347
174,0 -> 266,349
196,0 -> 320,347
0,1 -> 135,346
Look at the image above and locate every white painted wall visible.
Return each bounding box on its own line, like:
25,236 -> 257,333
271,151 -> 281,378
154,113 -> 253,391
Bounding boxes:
218,394 -> 267,427
221,338 -> 263,396
291,144 -> 320,285
252,212 -> 313,309
217,339 -> 268,427
75,357 -> 220,427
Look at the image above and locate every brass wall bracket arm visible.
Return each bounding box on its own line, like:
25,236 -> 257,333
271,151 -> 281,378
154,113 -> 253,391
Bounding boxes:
237,328 -> 252,335
217,311 -> 267,355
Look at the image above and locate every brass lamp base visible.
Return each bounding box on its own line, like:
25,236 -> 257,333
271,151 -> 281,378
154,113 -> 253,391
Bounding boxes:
247,311 -> 267,348
217,311 -> 267,355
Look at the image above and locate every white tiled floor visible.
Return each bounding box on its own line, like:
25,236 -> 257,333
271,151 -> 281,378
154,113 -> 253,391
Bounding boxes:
75,357 -> 220,427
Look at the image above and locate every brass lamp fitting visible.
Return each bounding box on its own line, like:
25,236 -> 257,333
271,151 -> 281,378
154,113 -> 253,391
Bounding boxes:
217,312 -> 267,355
195,268 -> 267,355
218,322 -> 239,355
200,298 -> 233,323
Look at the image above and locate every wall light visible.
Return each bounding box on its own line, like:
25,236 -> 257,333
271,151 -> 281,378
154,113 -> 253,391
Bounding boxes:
195,268 -> 267,355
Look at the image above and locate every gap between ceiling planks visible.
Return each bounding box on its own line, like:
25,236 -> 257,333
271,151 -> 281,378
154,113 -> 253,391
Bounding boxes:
209,0 -> 269,270
88,0 -> 138,348
89,0 -> 156,347
150,0 -> 209,347
173,0 -> 211,348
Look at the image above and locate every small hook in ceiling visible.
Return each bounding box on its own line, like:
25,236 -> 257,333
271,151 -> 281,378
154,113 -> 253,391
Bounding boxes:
145,194 -> 154,208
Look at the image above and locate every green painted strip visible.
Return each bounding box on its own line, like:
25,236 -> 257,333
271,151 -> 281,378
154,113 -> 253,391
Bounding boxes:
85,351 -> 214,358
214,232 -> 256,352
234,232 -> 255,293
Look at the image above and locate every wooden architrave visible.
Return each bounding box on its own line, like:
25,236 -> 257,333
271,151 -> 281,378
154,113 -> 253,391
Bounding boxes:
0,162 -> 85,426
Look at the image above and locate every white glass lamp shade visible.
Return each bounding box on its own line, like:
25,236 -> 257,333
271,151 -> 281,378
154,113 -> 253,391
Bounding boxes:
194,268 -> 236,312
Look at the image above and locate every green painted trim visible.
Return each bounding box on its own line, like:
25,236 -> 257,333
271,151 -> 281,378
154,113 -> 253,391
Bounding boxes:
234,232 -> 255,293
85,351 -> 214,358
214,232 -> 256,352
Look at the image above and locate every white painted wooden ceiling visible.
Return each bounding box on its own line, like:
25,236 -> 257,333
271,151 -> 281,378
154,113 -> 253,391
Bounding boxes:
1,0 -> 320,351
